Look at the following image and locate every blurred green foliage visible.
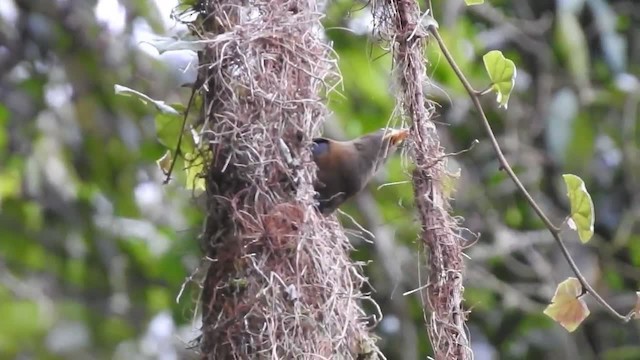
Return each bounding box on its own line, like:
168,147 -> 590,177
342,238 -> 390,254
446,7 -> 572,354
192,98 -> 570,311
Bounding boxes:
1,0 -> 640,359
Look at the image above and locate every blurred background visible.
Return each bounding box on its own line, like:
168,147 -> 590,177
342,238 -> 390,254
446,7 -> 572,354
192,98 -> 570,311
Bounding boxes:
1,0 -> 640,359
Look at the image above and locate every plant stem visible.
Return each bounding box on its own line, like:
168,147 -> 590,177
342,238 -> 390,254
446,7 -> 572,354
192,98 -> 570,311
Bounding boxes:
427,24 -> 628,322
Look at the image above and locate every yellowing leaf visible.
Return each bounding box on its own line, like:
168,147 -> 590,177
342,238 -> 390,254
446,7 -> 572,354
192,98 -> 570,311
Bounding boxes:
156,150 -> 173,176
482,50 -> 517,109
544,277 -> 590,332
465,0 -> 484,5
563,174 -> 595,243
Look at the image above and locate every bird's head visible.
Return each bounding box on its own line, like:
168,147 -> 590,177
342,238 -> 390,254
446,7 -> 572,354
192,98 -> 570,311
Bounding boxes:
353,127 -> 409,171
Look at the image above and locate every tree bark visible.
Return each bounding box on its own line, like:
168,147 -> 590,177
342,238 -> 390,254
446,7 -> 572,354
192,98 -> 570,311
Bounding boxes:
194,1 -> 381,358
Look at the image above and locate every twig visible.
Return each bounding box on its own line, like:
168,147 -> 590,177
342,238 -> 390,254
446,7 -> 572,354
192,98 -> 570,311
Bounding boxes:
163,86 -> 198,184
474,85 -> 494,97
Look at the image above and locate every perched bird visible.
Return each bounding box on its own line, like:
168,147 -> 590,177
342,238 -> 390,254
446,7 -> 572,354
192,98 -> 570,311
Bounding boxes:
311,128 -> 409,215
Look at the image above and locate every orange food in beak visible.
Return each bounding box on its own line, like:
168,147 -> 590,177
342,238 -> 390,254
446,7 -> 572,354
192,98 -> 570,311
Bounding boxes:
384,128 -> 410,146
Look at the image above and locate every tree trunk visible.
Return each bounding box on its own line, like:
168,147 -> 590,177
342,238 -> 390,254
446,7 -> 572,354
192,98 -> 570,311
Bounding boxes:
195,1 -> 381,358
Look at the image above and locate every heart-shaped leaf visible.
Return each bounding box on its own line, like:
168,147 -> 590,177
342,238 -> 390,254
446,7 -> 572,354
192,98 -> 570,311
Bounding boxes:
563,174 -> 595,243
544,277 -> 590,332
482,50 -> 517,109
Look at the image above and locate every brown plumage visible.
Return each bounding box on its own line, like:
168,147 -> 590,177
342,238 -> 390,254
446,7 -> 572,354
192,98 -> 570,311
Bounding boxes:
311,128 -> 409,215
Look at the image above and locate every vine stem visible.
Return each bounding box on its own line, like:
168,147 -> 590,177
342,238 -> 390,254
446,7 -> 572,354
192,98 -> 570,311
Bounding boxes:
427,24 -> 629,322
162,85 -> 198,185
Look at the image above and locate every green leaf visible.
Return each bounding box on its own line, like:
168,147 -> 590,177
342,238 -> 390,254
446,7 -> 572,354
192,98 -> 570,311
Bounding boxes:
482,50 -> 517,109
555,11 -> 591,100
146,287 -> 171,313
114,84 -> 179,115
0,167 -> 21,201
465,0 -> 484,5
184,152 -> 206,192
154,113 -> 184,151
0,104 -> 9,150
562,174 -> 595,243
0,300 -> 51,346
602,345 -> 640,360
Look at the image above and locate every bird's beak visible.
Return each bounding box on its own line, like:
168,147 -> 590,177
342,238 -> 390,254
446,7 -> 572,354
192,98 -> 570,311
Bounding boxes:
383,128 -> 410,146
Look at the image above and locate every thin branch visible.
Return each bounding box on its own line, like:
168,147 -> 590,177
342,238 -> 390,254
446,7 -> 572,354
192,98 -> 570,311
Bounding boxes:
163,86 -> 198,185
427,24 -> 630,322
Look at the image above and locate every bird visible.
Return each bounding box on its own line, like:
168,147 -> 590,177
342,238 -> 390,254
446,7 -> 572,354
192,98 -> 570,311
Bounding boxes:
311,127 -> 409,215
